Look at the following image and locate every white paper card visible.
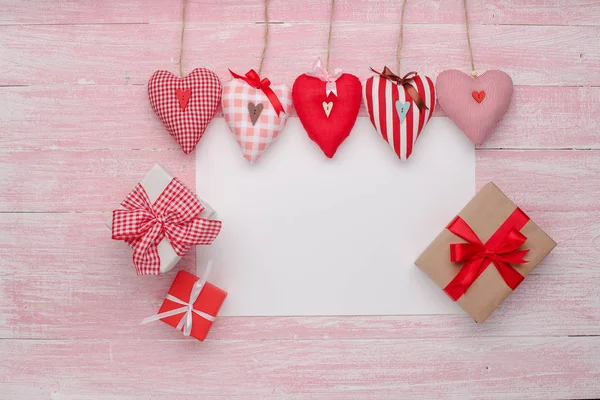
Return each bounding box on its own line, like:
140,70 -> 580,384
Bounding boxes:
196,117 -> 475,316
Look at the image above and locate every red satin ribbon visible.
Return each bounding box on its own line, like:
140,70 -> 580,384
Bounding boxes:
444,208 -> 530,301
229,69 -> 285,116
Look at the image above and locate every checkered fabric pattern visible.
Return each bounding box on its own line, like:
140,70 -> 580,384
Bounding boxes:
112,178 -> 222,276
148,68 -> 222,155
222,79 -> 292,163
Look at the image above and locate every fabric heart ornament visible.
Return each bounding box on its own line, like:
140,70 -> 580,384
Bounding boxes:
363,67 -> 435,160
292,58 -> 362,158
222,69 -> 292,163
148,68 -> 222,154
436,69 -> 513,145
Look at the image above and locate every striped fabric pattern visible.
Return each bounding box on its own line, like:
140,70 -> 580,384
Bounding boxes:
363,73 -> 436,160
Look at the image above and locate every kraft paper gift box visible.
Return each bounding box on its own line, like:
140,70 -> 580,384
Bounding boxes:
108,163 -> 222,275
141,266 -> 227,341
415,182 -> 556,323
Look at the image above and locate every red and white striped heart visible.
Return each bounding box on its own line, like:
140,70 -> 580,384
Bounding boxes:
148,68 -> 222,155
222,69 -> 292,163
363,69 -> 435,160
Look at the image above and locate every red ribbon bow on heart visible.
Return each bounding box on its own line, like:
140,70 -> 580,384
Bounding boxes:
112,178 -> 222,276
229,69 -> 286,116
444,210 -> 529,301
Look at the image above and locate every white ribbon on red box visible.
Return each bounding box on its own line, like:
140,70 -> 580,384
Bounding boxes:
140,261 -> 215,336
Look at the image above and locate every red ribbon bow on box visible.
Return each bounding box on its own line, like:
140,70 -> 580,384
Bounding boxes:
112,178 -> 222,275
229,69 -> 286,116
444,208 -> 530,301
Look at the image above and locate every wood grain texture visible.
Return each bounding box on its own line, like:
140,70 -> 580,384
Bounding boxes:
1,0 -> 600,398
1,23 -> 598,86
2,148 -> 599,213
476,150 -> 600,212
3,86 -> 599,150
1,211 -> 598,340
0,149 -> 196,212
1,337 -> 598,399
2,0 -> 599,25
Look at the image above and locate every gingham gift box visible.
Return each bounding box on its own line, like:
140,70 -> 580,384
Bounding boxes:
107,163 -> 222,275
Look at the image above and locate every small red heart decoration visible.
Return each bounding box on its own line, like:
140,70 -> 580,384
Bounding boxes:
293,73 -> 362,158
472,90 -> 485,103
175,88 -> 192,110
148,68 -> 222,154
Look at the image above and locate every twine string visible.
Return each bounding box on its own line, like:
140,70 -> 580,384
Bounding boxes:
258,0 -> 270,76
178,0 -> 188,78
463,0 -> 477,77
396,0 -> 408,73
326,0 -> 335,70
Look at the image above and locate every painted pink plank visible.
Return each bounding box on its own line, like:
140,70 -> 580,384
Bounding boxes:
1,23 -> 598,86
476,150 -> 600,212
2,149 -> 599,212
3,86 -> 598,150
1,211 -> 597,340
1,337 -> 598,399
2,0 -> 600,25
480,86 -> 600,149
0,149 -> 196,212
0,85 -> 185,150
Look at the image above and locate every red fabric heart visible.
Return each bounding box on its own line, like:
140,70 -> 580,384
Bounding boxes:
293,73 -> 362,158
363,72 -> 435,160
148,68 -> 222,154
472,90 -> 485,103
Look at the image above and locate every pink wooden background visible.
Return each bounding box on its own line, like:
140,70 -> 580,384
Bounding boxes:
1,0 -> 599,398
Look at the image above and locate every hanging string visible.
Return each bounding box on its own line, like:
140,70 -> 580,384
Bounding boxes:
396,0 -> 408,73
178,0 -> 188,78
258,0 -> 270,76
325,0 -> 336,70
463,0 -> 477,77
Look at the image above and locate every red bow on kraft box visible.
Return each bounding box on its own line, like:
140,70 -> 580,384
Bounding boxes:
415,183 -> 556,323
444,210 -> 529,301
109,164 -> 222,276
141,262 -> 227,341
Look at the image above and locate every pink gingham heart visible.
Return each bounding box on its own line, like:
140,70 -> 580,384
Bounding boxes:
148,68 -> 222,154
222,80 -> 292,163
436,70 -> 513,146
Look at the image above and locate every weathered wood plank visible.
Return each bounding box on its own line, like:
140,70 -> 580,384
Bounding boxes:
2,0 -> 599,25
3,86 -> 599,150
0,211 -> 597,340
1,23 -> 597,86
0,149 -> 196,212
1,337 -> 598,399
2,149 -> 599,213
476,150 -> 600,212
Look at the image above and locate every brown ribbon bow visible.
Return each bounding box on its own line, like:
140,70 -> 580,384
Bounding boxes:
370,66 -> 428,112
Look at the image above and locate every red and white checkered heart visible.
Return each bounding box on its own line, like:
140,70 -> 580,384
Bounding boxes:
148,68 -> 222,155
222,80 -> 292,163
363,73 -> 435,160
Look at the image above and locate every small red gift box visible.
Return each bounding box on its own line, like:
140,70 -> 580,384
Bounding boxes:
142,265 -> 227,341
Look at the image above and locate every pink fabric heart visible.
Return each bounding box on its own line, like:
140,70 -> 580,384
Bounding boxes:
436,70 -> 513,145
222,79 -> 292,163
